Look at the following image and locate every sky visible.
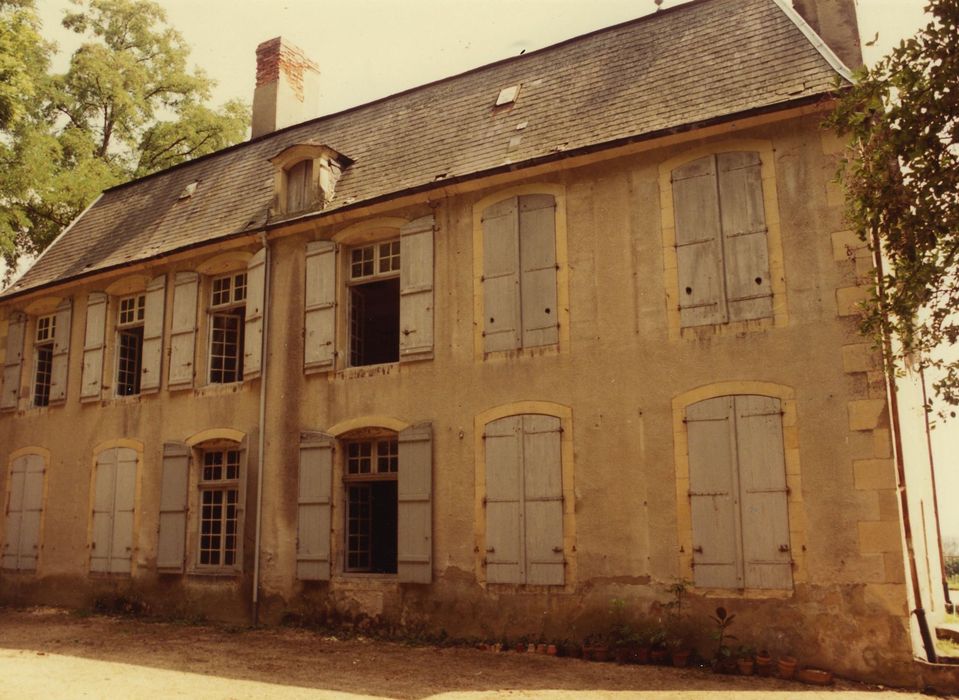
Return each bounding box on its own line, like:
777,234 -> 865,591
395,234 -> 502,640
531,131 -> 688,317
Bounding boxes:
28,0 -> 956,537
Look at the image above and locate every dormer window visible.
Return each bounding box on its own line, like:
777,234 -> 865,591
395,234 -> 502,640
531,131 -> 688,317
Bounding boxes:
270,143 -> 352,217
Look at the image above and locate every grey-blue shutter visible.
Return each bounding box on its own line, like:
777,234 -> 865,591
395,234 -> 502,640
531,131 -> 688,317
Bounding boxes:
519,195 -> 559,348
482,198 -> 521,352
304,241 -> 337,372
297,433 -> 333,580
49,298 -> 72,403
168,272 -> 198,389
399,216 -> 434,361
244,247 -> 267,379
484,415 -> 523,583
157,442 -> 190,572
108,447 -> 137,573
80,292 -> 107,402
717,152 -> 773,322
90,448 -> 117,573
734,395 -> 791,589
521,414 -> 564,585
398,422 -> 432,582
1,312 -> 26,411
686,396 -> 741,588
140,275 -> 166,394
672,156 -> 727,327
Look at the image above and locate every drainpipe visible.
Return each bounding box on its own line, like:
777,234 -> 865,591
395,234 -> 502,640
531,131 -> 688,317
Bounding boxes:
919,366 -> 951,607
252,232 -> 272,626
870,226 -> 937,663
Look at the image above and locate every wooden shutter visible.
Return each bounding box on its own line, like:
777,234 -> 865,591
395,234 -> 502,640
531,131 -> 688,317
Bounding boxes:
49,298 -> 72,403
168,271 -> 198,389
90,448 -> 117,573
157,442 -> 190,572
2,454 -> 42,571
304,241 -> 337,372
398,422 -> 432,583
244,247 -> 267,379
107,448 -> 137,573
717,152 -> 773,322
519,195 -> 559,348
286,160 -> 312,213
686,397 -> 741,588
521,415 -> 564,585
734,395 -> 791,589
1,312 -> 26,411
482,198 -> 521,352
484,415 -> 524,583
80,292 -> 107,402
2,457 -> 26,569
672,156 -> 727,327
140,275 -> 166,394
297,433 -> 332,580
399,216 -> 434,361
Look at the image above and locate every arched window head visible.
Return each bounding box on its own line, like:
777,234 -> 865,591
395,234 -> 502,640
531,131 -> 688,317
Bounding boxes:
270,143 -> 352,217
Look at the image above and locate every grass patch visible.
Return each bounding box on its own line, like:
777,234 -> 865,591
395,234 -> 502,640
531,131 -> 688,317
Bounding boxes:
936,636 -> 959,658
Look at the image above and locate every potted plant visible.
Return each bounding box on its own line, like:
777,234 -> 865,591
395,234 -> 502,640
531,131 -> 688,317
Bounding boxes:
668,620 -> 696,668
709,606 -> 738,673
649,625 -> 669,664
777,654 -> 797,679
736,645 -> 755,675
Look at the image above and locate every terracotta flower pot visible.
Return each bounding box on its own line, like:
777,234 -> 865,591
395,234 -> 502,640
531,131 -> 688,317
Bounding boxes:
650,648 -> 668,665
754,652 -> 772,676
585,644 -> 610,662
797,668 -> 833,685
633,646 -> 651,664
546,644 -> 558,656
777,655 -> 797,680
671,649 -> 691,668
737,658 -> 755,676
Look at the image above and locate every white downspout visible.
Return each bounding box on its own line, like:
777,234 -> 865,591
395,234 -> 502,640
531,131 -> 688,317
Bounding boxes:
252,232 -> 271,625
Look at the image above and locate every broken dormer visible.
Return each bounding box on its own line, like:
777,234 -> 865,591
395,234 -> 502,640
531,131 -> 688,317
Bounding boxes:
270,143 -> 352,217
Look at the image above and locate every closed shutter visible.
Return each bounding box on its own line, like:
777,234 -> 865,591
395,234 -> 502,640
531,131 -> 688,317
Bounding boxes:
518,195 -> 559,348
2,458 -> 25,570
734,395 -> 791,589
168,272 -> 198,389
297,433 -> 332,580
108,448 -> 137,573
287,160 -> 312,213
672,156 -> 727,327
686,397 -> 741,588
17,454 -> 45,571
399,216 -> 434,361
717,152 -> 773,322
140,275 -> 166,394
80,292 -> 107,401
49,298 -> 72,403
90,448 -> 117,573
484,416 -> 524,583
398,422 -> 432,583
2,455 -> 43,570
1,312 -> 26,411
304,241 -> 337,372
244,247 -> 267,379
482,197 -> 521,352
157,442 -> 190,572
521,415 -> 564,585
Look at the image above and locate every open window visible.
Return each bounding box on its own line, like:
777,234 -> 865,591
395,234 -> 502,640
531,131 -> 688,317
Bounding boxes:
348,241 -> 400,367
32,314 -> 55,407
343,434 -> 398,572
116,294 -> 145,395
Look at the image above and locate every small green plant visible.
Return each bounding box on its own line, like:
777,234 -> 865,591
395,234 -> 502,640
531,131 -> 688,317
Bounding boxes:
709,606 -> 737,661
736,643 -> 755,660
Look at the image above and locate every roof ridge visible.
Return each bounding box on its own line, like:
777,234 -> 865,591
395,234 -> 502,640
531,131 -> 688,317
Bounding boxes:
101,0 -> 725,194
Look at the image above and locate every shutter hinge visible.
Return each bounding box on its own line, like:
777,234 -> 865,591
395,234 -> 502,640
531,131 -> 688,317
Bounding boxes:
482,496 -> 487,506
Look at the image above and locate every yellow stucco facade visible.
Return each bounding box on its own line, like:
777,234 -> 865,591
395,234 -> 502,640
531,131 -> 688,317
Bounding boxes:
0,111 -> 943,686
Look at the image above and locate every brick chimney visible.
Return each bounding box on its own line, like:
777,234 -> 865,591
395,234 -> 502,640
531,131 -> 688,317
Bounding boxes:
251,37 -> 320,139
792,0 -> 863,69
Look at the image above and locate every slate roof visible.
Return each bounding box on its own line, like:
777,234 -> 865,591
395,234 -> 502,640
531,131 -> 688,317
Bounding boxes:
4,0 -> 850,299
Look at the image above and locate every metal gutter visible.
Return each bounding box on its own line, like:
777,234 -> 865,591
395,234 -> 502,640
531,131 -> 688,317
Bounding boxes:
871,226 -> 938,663
251,233 -> 272,626
919,365 -> 952,607
772,0 -> 856,83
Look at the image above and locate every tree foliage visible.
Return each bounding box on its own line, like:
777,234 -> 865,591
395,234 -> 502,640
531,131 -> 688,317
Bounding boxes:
0,0 -> 248,272
828,0 -> 959,410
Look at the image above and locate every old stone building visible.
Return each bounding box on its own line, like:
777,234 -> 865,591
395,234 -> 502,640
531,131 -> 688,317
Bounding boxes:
0,0 -> 950,687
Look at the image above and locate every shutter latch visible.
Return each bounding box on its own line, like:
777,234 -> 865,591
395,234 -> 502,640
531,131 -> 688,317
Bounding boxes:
778,544 -> 790,552
486,546 -> 495,553
693,545 -> 703,553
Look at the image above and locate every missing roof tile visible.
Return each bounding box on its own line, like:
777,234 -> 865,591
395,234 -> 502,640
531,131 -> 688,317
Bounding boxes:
178,181 -> 198,200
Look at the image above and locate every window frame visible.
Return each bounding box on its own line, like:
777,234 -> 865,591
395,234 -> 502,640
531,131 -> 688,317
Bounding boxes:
32,314 -> 55,407
472,184 -> 570,361
196,447 -> 242,569
115,293 -> 146,397
658,140 -> 788,340
344,237 -> 401,369
341,433 -> 399,574
207,272 -> 247,384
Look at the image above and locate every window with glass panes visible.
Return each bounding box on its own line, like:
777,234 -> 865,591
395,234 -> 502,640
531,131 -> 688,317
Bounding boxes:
116,294 -> 145,395
348,241 -> 400,367
198,449 -> 241,567
344,437 -> 398,573
209,273 -> 246,383
33,315 -> 55,407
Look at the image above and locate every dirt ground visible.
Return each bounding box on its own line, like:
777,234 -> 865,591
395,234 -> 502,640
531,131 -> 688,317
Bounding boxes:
0,607 -> 953,699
